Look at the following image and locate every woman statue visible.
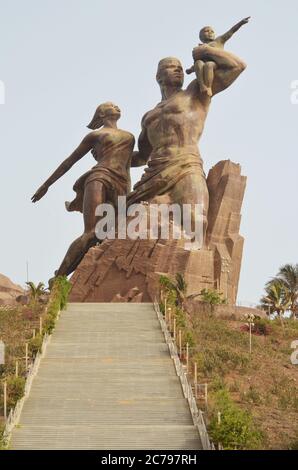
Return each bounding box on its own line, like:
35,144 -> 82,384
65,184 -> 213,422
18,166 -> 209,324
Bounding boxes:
31,102 -> 135,277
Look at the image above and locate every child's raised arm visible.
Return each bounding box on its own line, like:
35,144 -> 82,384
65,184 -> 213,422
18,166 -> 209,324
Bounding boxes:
218,16 -> 250,44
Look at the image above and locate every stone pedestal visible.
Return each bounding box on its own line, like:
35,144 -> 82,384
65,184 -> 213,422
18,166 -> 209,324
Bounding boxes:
69,160 -> 246,304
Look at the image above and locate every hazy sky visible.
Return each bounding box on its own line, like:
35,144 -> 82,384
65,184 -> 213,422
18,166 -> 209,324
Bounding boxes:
0,0 -> 297,304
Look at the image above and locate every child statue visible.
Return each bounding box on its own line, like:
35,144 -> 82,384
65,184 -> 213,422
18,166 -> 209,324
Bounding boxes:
186,17 -> 250,97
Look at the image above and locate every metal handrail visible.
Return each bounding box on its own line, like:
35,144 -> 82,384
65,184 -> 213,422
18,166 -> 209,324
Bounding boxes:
153,299 -> 214,450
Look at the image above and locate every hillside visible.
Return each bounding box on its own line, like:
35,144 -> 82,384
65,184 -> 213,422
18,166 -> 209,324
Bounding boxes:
185,310 -> 298,449
0,274 -> 23,306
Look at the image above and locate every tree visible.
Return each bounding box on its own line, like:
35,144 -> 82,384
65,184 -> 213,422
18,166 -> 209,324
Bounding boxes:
273,264 -> 298,319
260,280 -> 291,325
198,288 -> 226,313
159,273 -> 187,307
26,281 -> 46,303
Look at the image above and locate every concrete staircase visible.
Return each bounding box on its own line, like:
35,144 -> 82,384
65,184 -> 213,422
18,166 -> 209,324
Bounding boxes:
11,303 -> 202,450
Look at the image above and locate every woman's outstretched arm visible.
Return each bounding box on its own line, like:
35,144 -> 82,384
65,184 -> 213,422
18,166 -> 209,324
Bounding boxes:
31,132 -> 96,202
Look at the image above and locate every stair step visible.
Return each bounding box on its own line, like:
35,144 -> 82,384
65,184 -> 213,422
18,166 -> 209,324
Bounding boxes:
11,425 -> 201,450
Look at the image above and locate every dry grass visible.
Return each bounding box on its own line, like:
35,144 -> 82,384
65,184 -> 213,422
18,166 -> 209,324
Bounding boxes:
188,312 -> 298,449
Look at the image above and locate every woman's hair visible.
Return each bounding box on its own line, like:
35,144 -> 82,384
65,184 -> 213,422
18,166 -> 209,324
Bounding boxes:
87,102 -> 114,130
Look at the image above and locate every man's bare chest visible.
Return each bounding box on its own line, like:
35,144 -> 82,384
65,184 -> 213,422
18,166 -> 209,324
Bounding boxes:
144,94 -> 192,128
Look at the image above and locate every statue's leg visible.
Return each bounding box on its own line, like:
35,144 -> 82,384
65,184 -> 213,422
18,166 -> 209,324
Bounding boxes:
168,173 -> 209,248
194,60 -> 208,94
55,181 -> 105,277
203,61 -> 217,97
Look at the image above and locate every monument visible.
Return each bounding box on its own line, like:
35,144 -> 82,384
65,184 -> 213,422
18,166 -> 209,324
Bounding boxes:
32,19 -> 249,304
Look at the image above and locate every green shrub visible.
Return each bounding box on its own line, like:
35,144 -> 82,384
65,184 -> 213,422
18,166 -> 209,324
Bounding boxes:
175,307 -> 186,328
210,375 -> 226,392
0,424 -> 6,450
43,276 -> 71,334
28,335 -> 43,356
6,376 -> 25,411
183,329 -> 195,349
199,288 -> 226,309
43,316 -> 56,334
241,385 -> 262,405
48,276 -> 72,313
159,302 -> 165,315
209,389 -> 263,449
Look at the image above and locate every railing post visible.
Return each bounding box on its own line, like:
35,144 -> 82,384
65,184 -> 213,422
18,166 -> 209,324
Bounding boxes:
186,342 -> 189,374
168,307 -> 172,333
3,380 -> 7,420
25,343 -> 28,371
39,316 -> 43,335
205,383 -> 208,411
194,362 -> 198,398
173,318 -> 176,341
179,330 -> 182,357
15,361 -> 19,378
32,329 -> 35,339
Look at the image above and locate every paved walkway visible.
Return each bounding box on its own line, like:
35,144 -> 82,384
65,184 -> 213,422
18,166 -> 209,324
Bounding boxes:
11,303 -> 201,449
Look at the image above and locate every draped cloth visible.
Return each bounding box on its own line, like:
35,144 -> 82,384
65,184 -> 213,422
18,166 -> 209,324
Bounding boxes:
127,152 -> 205,206
66,164 -> 129,213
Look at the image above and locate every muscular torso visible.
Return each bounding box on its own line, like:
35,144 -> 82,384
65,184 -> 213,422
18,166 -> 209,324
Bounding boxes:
143,84 -> 210,158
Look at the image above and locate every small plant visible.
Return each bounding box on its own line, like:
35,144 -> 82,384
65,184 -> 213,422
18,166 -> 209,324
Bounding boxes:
270,375 -> 298,411
209,388 -> 263,449
229,380 -> 240,393
210,375 -> 226,392
159,273 -> 187,307
28,334 -> 43,356
199,288 -> 226,313
6,376 -> 26,411
0,424 -> 7,450
241,385 -> 262,405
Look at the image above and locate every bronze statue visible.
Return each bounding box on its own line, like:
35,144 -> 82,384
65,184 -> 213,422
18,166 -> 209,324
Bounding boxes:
186,17 -> 250,96
32,21 -> 249,281
68,23 -> 249,304
128,43 -> 247,241
31,102 -> 135,277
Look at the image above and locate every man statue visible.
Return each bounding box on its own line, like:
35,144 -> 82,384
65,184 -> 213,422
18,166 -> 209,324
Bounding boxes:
129,44 -> 247,242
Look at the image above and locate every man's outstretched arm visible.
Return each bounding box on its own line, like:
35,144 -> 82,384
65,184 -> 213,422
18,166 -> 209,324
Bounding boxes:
192,45 -> 246,96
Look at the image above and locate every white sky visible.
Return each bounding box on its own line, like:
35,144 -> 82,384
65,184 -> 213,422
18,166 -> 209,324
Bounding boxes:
0,0 -> 297,303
